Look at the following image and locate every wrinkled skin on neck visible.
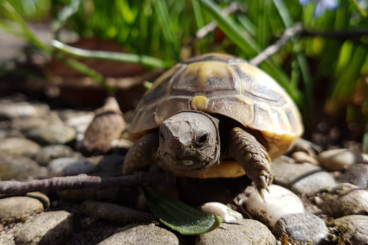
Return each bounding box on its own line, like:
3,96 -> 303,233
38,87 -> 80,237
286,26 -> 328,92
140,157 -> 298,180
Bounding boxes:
156,112 -> 221,172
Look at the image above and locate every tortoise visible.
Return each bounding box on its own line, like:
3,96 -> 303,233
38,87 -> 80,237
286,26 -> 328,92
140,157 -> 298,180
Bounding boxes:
123,53 -> 303,197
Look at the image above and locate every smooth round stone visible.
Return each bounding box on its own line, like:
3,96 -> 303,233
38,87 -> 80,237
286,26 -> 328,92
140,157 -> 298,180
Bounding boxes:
111,138 -> 134,155
197,219 -> 276,245
239,185 -> 304,227
90,154 -> 125,176
26,192 -> 50,209
315,183 -> 368,217
14,211 -> 72,245
0,129 -> 24,139
11,117 -> 48,131
35,145 -> 73,166
0,155 -> 46,181
0,235 -> 15,245
24,124 -> 76,145
272,159 -> 336,196
98,224 -> 179,245
334,215 -> 368,244
0,99 -> 49,120
0,197 -> 44,224
292,151 -> 318,165
82,201 -> 156,224
49,157 -> 96,176
273,213 -> 329,244
199,202 -> 243,223
0,137 -> 40,158
337,164 -> 368,188
318,149 -> 365,171
57,110 -> 94,134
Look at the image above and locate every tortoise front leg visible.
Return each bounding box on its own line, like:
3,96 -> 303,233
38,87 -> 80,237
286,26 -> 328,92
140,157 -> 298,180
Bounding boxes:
123,131 -> 159,175
228,127 -> 273,199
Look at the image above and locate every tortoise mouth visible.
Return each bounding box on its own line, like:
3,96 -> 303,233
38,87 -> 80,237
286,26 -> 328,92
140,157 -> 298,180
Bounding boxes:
160,153 -> 209,172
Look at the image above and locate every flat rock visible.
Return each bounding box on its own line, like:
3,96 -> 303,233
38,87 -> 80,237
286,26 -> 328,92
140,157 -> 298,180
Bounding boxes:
13,211 -> 73,245
0,197 -> 44,224
197,219 -> 276,245
238,185 -> 304,227
315,183 -> 368,217
272,159 -> 336,195
273,213 -> 329,244
333,215 -> 368,245
35,145 -> 73,166
82,201 -> 156,224
24,124 -> 76,145
49,157 -> 96,176
98,224 -> 179,245
337,163 -> 368,188
0,99 -> 49,120
318,149 -> 365,171
0,235 -> 15,245
0,137 -> 40,158
0,155 -> 46,181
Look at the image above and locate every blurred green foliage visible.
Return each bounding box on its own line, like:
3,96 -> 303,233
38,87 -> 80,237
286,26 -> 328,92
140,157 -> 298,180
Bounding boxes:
1,0 -> 368,131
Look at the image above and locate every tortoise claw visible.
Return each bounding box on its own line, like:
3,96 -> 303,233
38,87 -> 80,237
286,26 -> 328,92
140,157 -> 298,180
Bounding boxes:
259,176 -> 270,193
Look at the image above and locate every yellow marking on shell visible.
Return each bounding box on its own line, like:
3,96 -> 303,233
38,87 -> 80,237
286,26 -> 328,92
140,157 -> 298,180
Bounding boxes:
173,161 -> 246,179
145,64 -> 182,95
191,96 -> 208,111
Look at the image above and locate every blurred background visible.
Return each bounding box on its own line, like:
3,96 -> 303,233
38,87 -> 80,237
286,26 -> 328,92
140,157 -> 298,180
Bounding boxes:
0,0 -> 368,151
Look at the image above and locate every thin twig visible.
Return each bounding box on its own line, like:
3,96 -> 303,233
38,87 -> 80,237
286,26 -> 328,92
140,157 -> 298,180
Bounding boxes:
185,2 -> 244,47
250,23 -> 303,66
0,172 -> 176,195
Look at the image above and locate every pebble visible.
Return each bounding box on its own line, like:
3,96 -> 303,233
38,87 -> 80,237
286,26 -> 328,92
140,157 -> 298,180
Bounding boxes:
35,145 -> 73,166
11,117 -> 48,131
318,149 -> 365,171
0,197 -> 44,224
333,215 -> 368,245
199,202 -> 243,223
0,129 -> 24,139
98,224 -> 179,245
0,235 -> 15,245
26,192 -> 50,209
111,138 -> 134,155
273,213 -> 329,244
13,211 -> 73,245
90,154 -> 125,176
237,185 -> 304,227
24,124 -> 76,145
337,163 -> 368,188
314,183 -> 368,217
196,219 -> 276,245
292,151 -> 318,165
82,201 -> 156,224
272,159 -> 336,195
57,109 -> 94,135
0,137 -> 40,158
48,157 -> 96,176
0,155 -> 47,181
0,99 -> 49,120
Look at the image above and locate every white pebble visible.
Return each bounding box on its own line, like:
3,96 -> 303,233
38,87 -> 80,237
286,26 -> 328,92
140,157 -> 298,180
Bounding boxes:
200,202 -> 243,223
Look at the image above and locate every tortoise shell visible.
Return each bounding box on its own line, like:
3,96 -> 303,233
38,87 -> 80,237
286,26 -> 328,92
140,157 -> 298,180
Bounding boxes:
130,53 -> 303,160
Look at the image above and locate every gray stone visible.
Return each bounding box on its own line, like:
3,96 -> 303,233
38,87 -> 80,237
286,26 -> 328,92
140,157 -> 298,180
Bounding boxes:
337,163 -> 368,188
273,159 -> 336,195
111,138 -> 134,155
0,138 -> 40,158
11,117 -> 48,131
315,183 -> 368,217
24,124 -> 76,145
238,185 -> 304,227
14,211 -> 73,245
98,224 -> 179,245
273,213 -> 328,244
82,201 -> 156,224
57,109 -> 94,135
318,149 -> 365,171
0,129 -> 24,139
0,235 -> 15,245
292,151 -> 318,165
197,219 -> 276,245
90,154 -> 125,176
0,155 -> 46,181
35,145 -> 73,166
26,192 -> 50,209
49,157 -> 96,176
334,215 -> 368,245
0,197 -> 44,224
0,99 -> 49,120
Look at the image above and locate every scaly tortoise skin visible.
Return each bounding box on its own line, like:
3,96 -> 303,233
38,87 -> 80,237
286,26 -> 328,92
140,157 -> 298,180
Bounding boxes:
124,53 -> 303,197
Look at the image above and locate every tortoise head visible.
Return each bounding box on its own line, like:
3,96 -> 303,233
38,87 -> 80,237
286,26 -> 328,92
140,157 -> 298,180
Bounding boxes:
157,111 -> 221,172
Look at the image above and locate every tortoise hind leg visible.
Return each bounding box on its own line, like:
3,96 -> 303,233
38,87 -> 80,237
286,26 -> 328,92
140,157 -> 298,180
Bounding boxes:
228,127 -> 273,199
123,131 -> 159,175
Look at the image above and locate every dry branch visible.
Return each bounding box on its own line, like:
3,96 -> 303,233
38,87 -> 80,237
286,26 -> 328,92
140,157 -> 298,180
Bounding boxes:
250,23 -> 303,66
0,172 -> 175,195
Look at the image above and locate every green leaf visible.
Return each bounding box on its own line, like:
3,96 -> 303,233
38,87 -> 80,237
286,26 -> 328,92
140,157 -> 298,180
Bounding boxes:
141,186 -> 222,235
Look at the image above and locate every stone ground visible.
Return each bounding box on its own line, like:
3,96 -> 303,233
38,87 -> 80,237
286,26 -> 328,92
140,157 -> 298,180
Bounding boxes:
1,97 -> 368,245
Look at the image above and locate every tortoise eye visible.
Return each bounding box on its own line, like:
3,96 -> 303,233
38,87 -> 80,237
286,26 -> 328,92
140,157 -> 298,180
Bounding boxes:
196,134 -> 208,145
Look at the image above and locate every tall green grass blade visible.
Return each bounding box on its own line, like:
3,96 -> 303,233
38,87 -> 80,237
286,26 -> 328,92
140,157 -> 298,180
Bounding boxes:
192,0 -> 204,29
52,40 -> 168,68
348,0 -> 367,19
51,0 -> 81,32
